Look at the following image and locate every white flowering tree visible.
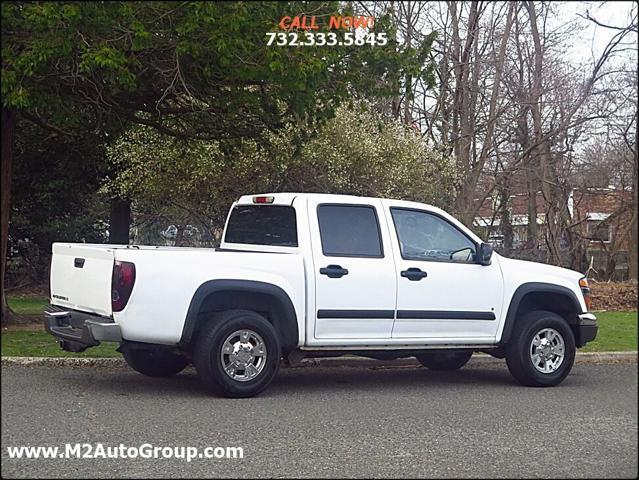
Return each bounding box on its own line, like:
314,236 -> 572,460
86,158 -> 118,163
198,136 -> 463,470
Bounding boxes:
106,105 -> 457,245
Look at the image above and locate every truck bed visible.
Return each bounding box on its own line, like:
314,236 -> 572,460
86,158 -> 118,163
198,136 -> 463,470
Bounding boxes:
49,242 -> 306,345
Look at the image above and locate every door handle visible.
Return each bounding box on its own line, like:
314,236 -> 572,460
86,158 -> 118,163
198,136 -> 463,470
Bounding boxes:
401,267 -> 427,281
320,265 -> 349,279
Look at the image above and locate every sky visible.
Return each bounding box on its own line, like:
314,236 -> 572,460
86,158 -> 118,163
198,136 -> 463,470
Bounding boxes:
557,1 -> 638,66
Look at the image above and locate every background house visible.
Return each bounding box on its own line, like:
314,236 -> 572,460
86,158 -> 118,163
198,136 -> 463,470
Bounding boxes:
473,183 -> 634,280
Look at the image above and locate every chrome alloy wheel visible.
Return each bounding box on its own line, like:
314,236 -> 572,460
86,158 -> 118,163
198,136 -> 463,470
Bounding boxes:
530,327 -> 565,374
220,329 -> 267,382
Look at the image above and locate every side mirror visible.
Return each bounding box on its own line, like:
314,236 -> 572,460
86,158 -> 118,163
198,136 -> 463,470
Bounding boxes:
478,243 -> 493,266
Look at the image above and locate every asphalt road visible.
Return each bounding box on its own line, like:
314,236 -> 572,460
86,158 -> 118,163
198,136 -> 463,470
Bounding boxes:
1,362 -> 637,478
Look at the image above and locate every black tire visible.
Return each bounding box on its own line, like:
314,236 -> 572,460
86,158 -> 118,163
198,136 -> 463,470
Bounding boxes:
122,348 -> 189,377
193,310 -> 281,398
416,350 -> 473,371
505,310 -> 576,387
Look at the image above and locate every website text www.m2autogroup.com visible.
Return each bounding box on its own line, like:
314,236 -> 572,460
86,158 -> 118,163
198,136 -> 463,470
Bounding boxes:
5,443 -> 244,462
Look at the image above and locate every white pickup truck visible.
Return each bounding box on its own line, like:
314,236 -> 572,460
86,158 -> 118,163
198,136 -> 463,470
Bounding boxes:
45,193 -> 597,397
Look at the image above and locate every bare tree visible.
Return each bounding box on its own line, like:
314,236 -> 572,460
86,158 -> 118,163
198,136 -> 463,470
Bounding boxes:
359,1 -> 637,275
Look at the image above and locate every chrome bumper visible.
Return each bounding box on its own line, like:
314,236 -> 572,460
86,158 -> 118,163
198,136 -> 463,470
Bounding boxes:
44,306 -> 122,352
576,312 -> 598,346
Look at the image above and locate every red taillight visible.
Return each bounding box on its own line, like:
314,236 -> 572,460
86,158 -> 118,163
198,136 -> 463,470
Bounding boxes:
112,261 -> 136,312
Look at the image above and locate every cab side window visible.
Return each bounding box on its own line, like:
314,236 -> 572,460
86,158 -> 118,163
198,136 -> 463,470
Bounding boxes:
318,205 -> 383,257
391,208 -> 476,263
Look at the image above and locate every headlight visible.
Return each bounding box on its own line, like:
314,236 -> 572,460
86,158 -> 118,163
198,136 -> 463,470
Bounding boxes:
579,277 -> 592,311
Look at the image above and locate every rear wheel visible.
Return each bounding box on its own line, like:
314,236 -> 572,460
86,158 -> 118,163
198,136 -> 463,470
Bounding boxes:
505,310 -> 575,387
193,310 -> 281,398
416,350 -> 473,371
122,348 -> 189,377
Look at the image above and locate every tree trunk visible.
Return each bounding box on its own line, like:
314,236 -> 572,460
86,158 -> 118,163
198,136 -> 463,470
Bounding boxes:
174,224 -> 186,247
630,157 -> 638,280
1,107 -> 16,326
449,1 -> 479,224
525,180 -> 539,249
499,186 -> 514,251
453,2 -> 515,226
403,1 -> 413,125
524,1 -> 549,254
567,211 -> 587,274
605,250 -> 617,281
109,197 -> 131,245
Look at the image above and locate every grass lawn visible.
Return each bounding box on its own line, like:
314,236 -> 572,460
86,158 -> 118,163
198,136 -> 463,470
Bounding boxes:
1,304 -> 636,357
7,295 -> 49,315
581,311 -> 638,352
1,326 -> 120,358
4,294 -> 119,357
2,289 -> 637,357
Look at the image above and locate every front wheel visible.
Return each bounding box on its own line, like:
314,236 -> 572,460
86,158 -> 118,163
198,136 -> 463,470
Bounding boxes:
193,310 -> 281,398
505,310 -> 576,387
416,350 -> 473,371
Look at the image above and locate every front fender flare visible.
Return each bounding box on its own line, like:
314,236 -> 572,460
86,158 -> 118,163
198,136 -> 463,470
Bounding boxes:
497,282 -> 583,346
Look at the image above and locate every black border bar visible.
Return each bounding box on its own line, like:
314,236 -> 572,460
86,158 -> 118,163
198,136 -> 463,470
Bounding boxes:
317,310 -> 496,320
397,310 -> 495,320
317,310 -> 394,319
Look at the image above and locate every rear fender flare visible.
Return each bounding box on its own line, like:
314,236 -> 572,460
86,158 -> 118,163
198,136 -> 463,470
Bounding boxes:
179,279 -> 299,352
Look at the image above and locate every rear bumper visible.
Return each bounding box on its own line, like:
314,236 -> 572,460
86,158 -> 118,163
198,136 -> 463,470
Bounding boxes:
576,312 -> 598,347
44,305 -> 121,353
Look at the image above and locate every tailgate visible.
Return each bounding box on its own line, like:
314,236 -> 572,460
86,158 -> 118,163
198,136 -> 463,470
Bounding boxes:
50,243 -> 115,316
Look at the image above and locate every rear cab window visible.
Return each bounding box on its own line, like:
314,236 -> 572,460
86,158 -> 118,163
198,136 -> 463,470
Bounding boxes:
224,205 -> 298,247
317,204 -> 383,257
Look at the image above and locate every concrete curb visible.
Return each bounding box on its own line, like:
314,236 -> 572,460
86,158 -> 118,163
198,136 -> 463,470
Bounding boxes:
1,351 -> 636,369
1,357 -> 127,368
